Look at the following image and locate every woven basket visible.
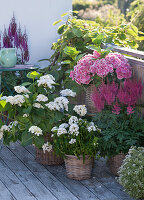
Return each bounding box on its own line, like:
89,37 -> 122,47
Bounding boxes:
35,134 -> 64,165
64,155 -> 93,180
108,153 -> 126,176
85,83 -> 97,115
35,148 -> 64,165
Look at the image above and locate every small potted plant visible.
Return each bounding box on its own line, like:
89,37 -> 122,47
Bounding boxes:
91,78 -> 143,176
118,146 -> 144,200
51,105 -> 101,180
0,71 -> 76,165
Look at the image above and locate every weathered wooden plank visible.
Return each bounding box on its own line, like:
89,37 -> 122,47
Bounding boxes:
45,164 -> 100,200
126,56 -> 144,67
25,145 -> 134,200
13,143 -> 99,200
92,164 -> 134,200
81,178 -> 120,200
0,146 -> 57,200
0,179 -> 16,200
0,159 -> 36,200
8,142 -> 79,200
103,44 -> 144,59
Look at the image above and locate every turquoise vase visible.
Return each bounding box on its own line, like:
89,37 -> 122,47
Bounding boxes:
0,48 -> 17,68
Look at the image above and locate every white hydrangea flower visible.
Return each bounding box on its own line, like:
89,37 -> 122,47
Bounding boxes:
89,122 -> 95,126
14,86 -> 30,94
8,121 -> 18,129
37,74 -> 56,88
68,116 -> 78,125
59,123 -> 69,129
73,105 -> 87,116
69,124 -> 79,136
36,94 -> 48,102
69,139 -> 76,144
57,128 -> 67,136
60,89 -> 76,97
0,125 -> 10,132
33,103 -> 44,109
29,126 -> 42,136
23,114 -> 29,117
51,126 -> 58,132
6,95 -> 25,107
87,125 -> 96,132
45,102 -> 56,111
24,94 -> 29,99
42,142 -> 52,153
54,97 -> 69,111
46,97 -> 69,112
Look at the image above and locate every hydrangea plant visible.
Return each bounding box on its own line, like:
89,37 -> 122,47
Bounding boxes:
70,50 -> 132,85
118,146 -> 144,200
0,71 -> 76,149
51,105 -> 101,161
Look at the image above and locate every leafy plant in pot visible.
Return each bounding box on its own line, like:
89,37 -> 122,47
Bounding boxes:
92,78 -> 144,175
51,105 -> 101,180
0,71 -> 76,165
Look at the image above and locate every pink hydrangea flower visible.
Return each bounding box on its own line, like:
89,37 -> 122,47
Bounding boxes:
116,64 -> 132,80
90,59 -> 113,77
93,50 -> 101,59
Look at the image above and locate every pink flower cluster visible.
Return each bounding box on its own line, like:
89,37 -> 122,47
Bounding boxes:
91,79 -> 143,115
70,51 -> 132,85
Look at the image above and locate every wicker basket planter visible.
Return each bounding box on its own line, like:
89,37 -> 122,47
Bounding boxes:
64,155 -> 93,180
35,134 -> 64,165
108,153 -> 126,176
85,83 -> 97,115
35,148 -> 64,165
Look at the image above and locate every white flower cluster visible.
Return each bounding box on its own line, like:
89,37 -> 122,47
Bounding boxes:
42,142 -> 52,153
37,74 -> 55,88
118,147 -> 144,199
51,127 -> 58,132
59,123 -> 69,129
6,95 -> 25,106
69,124 -> 79,136
57,128 -> 67,136
69,139 -> 76,144
87,122 -> 100,133
0,125 -> 10,132
60,89 -> 76,97
29,126 -> 42,136
23,114 -> 29,117
73,105 -> 87,116
14,86 -> 30,94
46,97 -> 69,111
36,94 -> 48,102
68,116 -> 78,125
33,103 -> 44,109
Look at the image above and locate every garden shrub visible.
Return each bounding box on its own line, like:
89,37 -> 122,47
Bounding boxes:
41,12 -> 142,94
118,146 -> 144,199
127,0 -> 144,51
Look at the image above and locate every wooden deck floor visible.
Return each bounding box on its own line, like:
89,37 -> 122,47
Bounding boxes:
0,142 -> 134,200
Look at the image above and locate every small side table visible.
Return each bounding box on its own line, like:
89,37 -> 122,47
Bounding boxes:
0,64 -> 38,94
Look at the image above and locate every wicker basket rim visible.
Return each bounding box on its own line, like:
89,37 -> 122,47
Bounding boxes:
65,155 -> 92,159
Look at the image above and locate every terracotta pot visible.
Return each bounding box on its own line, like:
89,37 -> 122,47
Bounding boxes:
64,155 -> 93,180
108,153 -> 126,176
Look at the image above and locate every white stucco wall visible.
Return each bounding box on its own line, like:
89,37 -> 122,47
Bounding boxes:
0,0 -> 72,67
